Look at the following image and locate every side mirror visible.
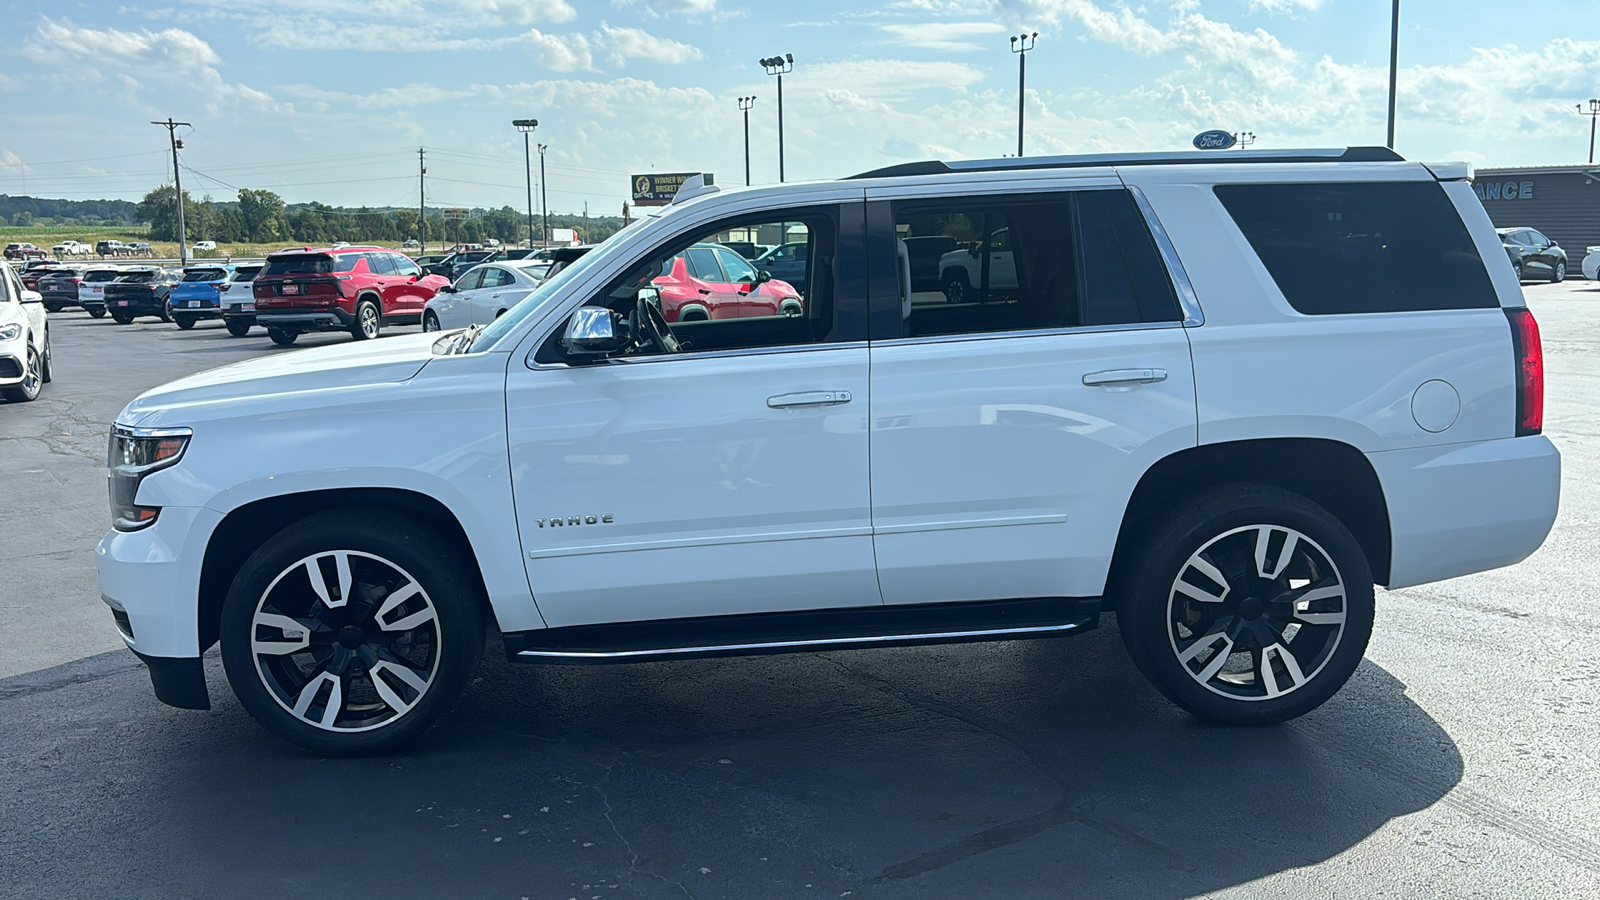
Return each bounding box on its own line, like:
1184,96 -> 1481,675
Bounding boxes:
439,284 -> 457,293
754,269 -> 772,285
20,290 -> 42,305
1550,240 -> 1560,247
561,306 -> 627,356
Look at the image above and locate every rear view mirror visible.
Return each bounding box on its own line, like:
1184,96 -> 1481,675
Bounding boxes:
561,306 -> 627,356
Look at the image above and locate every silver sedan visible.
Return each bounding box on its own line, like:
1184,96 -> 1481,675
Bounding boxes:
423,260 -> 551,331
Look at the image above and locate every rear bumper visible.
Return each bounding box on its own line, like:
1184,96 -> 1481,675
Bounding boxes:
1372,435 -> 1560,588
255,307 -> 354,331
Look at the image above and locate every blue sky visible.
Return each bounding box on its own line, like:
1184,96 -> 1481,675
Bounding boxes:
2,0 -> 1598,215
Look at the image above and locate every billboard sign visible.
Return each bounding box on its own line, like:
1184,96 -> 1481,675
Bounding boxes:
632,173 -> 701,206
442,207 -> 470,221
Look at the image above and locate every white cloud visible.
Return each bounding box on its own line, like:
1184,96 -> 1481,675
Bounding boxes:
610,0 -> 719,15
599,22 -> 703,66
280,83 -> 478,111
1248,0 -> 1321,12
23,20 -> 279,109
879,22 -> 1008,52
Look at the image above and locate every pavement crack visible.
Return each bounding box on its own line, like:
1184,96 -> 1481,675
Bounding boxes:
593,754 -> 696,899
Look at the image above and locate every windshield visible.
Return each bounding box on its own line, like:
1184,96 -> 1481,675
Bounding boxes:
183,268 -> 228,282
469,220 -> 645,351
115,272 -> 156,283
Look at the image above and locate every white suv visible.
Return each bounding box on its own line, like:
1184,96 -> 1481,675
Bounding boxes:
97,149 -> 1560,754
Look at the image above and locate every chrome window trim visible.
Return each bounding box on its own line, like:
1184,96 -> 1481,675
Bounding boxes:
528,339 -> 869,370
113,424 -> 194,439
1125,183 -> 1204,327
872,320 -> 1182,349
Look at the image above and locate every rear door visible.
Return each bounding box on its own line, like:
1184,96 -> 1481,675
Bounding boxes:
684,246 -> 741,318
863,178 -> 1198,605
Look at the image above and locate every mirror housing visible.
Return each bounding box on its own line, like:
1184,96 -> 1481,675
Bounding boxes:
561,306 -> 627,356
20,290 -> 42,305
754,269 -> 772,285
438,284 -> 457,293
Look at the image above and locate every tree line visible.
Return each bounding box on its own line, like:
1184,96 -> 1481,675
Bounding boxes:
0,196 -> 139,227
135,186 -> 625,246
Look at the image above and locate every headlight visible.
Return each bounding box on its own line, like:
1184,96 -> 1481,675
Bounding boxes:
107,425 -> 192,531
0,323 -> 21,342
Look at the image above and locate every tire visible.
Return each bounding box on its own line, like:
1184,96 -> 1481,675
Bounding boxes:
1552,261 -> 1566,283
1116,485 -> 1374,726
1513,262 -> 1524,282
351,299 -> 381,341
174,315 -> 196,330
267,327 -> 299,347
1,343 -> 43,402
942,272 -> 969,304
225,319 -> 252,337
39,331 -> 51,384
219,508 -> 485,755
422,311 -> 441,333
43,301 -> 63,313
158,305 -> 172,323
87,306 -> 106,319
111,311 -> 133,325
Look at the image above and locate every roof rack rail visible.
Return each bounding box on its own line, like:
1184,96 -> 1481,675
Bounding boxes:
849,146 -> 1404,179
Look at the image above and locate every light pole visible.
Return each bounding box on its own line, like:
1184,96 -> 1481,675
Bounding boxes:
738,96 -> 756,186
1235,131 -> 1257,149
1386,0 -> 1400,149
513,119 -> 538,249
1009,32 -> 1037,158
759,54 -> 793,182
1578,100 -> 1600,165
538,143 -> 549,247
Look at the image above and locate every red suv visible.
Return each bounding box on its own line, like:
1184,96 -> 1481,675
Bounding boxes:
253,246 -> 450,346
653,242 -> 802,322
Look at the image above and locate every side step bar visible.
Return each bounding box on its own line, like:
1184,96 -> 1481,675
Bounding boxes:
502,597 -> 1102,664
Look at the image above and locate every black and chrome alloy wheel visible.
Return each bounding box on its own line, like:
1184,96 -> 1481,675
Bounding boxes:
1168,524 -> 1346,701
250,550 -> 441,732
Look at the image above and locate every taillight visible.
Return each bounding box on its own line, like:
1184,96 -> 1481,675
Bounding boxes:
1505,307 -> 1543,436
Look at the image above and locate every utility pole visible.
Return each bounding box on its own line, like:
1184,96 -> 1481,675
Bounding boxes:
418,148 -> 427,252
538,143 -> 549,248
513,119 -> 538,249
738,96 -> 756,185
760,55 -> 793,181
1579,101 -> 1600,165
1386,0 -> 1400,149
582,201 -> 588,243
1009,33 -> 1038,158
151,118 -> 191,265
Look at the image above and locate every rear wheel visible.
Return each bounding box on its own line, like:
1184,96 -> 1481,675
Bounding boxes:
1,344 -> 43,402
218,509 -> 485,755
351,299 -> 381,341
39,331 -> 51,384
174,315 -> 196,330
942,271 -> 969,304
43,300 -> 63,313
158,305 -> 172,323
225,319 -> 252,337
111,311 -> 133,325
87,306 -> 106,319
1116,485 -> 1374,725
267,327 -> 298,347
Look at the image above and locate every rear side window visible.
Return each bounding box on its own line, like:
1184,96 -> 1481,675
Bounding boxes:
1215,181 -> 1497,314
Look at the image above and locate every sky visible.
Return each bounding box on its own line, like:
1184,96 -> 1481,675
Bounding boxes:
2,0 -> 1598,216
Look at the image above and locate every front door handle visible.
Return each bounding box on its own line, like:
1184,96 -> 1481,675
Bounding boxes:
768,390 -> 853,409
1082,368 -> 1168,387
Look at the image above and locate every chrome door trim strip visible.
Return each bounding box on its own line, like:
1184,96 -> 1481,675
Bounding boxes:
869,320 -> 1181,349
528,340 -> 869,371
871,514 -> 1068,536
514,619 -> 1092,660
527,525 -> 874,559
1124,183 -> 1205,327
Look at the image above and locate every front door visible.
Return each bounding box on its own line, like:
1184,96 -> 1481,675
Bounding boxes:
506,200 -> 880,628
865,183 -> 1199,605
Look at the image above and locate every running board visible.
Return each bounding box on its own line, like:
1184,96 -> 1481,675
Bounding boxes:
502,597 -> 1101,664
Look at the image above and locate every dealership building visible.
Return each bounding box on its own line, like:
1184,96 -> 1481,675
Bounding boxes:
1472,165 -> 1600,258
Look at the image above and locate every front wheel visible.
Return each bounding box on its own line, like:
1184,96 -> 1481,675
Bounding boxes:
219,509 -> 485,755
1116,485 -> 1374,725
0,343 -> 43,402
158,305 -> 172,323
111,311 -> 133,325
1552,261 -> 1566,283
942,272 -> 969,304
267,327 -> 298,347
174,314 -> 196,330
351,299 -> 381,341
422,311 -> 441,332
1513,262 -> 1525,282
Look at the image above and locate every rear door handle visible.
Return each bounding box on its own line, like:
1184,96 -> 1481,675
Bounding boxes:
1082,368 -> 1168,387
768,390 -> 853,409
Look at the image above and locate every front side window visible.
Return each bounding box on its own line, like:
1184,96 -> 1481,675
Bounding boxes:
1215,181 -> 1497,314
393,257 -> 422,278
454,268 -> 486,292
887,189 -> 1178,339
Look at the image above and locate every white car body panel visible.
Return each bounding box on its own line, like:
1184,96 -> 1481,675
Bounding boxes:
78,268 -> 121,306
0,263 -> 47,393
1582,247 -> 1600,281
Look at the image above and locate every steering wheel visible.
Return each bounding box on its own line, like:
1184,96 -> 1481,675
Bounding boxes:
635,293 -> 680,354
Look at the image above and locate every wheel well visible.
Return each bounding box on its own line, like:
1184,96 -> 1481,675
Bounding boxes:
196,488 -> 498,651
1105,438 -> 1392,608
678,305 -> 709,321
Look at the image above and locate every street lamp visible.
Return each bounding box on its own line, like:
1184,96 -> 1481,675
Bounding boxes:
737,96 -> 756,186
759,54 -> 793,182
512,118 -> 538,250
1578,100 -> 1600,165
1235,131 -> 1257,149
538,143 -> 549,247
1009,32 -> 1038,158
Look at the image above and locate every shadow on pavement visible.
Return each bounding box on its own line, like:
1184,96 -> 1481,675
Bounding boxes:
1,623 -> 1460,899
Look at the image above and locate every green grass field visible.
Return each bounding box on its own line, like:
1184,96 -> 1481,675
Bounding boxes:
1,227 -> 449,261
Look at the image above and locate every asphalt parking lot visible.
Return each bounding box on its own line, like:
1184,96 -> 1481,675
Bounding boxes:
4,290 -> 1599,899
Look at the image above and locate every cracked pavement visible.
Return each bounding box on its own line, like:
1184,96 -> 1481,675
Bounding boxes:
3,286 -> 1599,898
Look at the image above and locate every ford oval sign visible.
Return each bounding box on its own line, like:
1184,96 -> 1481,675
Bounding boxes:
1193,130 -> 1237,150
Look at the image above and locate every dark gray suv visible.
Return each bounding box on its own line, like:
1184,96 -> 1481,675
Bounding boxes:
1498,227 -> 1567,282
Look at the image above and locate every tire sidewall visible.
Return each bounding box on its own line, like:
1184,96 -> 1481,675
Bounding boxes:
1118,486 -> 1375,725
219,509 -> 485,755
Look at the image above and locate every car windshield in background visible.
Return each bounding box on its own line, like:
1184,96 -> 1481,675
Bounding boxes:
262,255 -> 354,276
232,266 -> 264,281
84,270 -> 120,282
116,272 -> 156,283
183,269 -> 229,282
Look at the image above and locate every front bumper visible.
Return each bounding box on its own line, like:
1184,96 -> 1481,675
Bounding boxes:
0,347 -> 24,385
1372,435 -> 1561,588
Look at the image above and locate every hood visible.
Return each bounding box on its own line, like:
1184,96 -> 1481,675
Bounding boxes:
118,332 -> 441,425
